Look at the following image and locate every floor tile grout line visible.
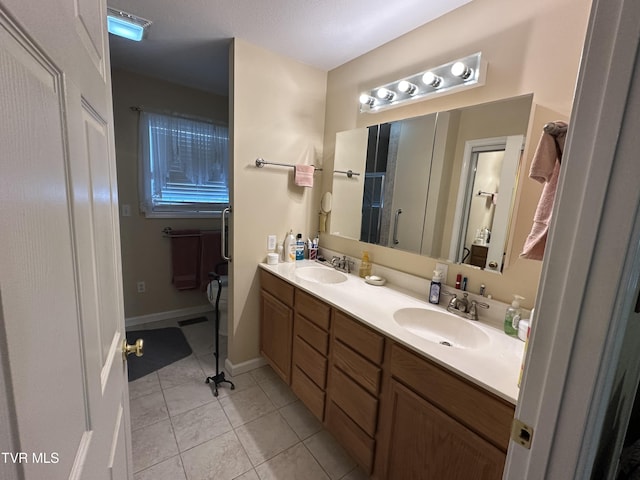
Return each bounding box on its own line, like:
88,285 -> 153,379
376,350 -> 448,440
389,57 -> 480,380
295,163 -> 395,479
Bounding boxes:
302,435 -> 334,480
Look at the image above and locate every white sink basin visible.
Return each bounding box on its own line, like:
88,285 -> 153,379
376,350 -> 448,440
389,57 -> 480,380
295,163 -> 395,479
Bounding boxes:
295,266 -> 348,284
393,308 -> 491,349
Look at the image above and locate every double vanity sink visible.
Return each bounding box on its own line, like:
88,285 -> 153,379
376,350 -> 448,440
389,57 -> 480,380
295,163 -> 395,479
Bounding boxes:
270,260 -> 524,403
260,259 -> 524,478
295,265 -> 490,350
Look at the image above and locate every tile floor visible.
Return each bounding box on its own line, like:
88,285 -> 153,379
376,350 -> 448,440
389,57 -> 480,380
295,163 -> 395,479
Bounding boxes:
128,317 -> 369,480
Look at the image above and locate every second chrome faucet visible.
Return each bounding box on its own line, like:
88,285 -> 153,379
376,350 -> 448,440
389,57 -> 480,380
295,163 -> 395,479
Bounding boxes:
442,291 -> 489,321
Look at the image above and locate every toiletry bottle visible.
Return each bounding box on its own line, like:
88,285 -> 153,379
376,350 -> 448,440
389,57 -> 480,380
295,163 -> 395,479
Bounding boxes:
359,251 -> 372,278
283,230 -> 295,263
455,274 -> 462,289
295,233 -> 304,260
429,270 -> 442,304
518,308 -> 535,387
504,294 -> 524,337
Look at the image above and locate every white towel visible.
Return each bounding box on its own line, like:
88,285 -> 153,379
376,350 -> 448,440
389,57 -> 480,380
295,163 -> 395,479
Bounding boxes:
294,165 -> 315,187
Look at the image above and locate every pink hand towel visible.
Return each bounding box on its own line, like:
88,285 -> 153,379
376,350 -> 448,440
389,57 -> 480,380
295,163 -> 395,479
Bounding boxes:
520,122 -> 567,260
294,164 -> 315,187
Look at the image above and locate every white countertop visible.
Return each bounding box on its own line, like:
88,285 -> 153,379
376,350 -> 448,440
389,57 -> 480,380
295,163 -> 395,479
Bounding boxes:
259,260 -> 524,404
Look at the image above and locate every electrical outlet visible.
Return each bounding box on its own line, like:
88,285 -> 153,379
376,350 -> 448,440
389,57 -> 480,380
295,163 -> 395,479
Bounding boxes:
435,262 -> 449,285
267,234 -> 277,251
136,281 -> 146,293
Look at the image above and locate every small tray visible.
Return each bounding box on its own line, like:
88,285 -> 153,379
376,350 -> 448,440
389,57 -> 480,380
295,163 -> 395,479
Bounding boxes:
365,275 -> 386,286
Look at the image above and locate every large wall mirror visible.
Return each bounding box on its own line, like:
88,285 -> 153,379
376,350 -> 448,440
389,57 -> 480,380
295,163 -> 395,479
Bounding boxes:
330,94 -> 533,273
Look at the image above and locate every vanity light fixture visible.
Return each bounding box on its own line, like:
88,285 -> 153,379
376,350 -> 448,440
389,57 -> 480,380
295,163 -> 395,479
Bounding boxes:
107,7 -> 152,42
359,52 -> 486,113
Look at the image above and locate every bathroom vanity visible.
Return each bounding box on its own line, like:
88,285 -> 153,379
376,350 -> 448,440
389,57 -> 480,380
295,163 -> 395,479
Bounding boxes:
259,261 -> 523,479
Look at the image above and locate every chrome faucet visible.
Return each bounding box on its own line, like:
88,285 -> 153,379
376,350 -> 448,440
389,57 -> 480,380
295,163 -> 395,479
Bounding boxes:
330,255 -> 353,274
442,291 -> 489,321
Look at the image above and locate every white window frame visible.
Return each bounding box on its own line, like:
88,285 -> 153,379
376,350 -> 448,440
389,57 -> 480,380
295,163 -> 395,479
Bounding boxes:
138,111 -> 229,218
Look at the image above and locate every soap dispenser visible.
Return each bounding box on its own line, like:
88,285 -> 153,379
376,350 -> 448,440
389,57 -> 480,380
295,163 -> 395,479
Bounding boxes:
429,270 -> 443,304
504,295 -> 524,337
359,251 -> 372,278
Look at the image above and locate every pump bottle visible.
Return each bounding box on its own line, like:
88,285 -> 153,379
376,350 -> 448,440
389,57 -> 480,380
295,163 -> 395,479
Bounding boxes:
283,230 -> 296,263
429,271 -> 443,304
504,295 -> 524,337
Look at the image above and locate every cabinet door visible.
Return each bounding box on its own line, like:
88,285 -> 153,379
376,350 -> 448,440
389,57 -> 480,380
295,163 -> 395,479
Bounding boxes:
260,290 -> 293,383
382,379 -> 505,480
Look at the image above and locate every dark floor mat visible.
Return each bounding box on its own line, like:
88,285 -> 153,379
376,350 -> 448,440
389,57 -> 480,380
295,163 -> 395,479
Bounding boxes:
126,327 -> 192,381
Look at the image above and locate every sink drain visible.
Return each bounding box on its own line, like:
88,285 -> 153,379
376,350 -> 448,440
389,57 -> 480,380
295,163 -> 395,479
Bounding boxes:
439,341 -> 452,347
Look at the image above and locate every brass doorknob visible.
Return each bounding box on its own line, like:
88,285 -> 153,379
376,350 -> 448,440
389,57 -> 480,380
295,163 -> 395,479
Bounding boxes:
122,338 -> 144,360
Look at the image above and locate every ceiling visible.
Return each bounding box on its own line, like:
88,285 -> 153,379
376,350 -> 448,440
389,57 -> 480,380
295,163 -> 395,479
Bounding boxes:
107,0 -> 472,96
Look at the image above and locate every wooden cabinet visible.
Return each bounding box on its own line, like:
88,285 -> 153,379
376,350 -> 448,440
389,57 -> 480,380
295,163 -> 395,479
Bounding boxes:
258,268 -> 515,479
380,379 -> 505,480
259,271 -> 294,383
291,289 -> 331,421
375,342 -> 515,479
326,311 -> 385,474
470,244 -> 489,268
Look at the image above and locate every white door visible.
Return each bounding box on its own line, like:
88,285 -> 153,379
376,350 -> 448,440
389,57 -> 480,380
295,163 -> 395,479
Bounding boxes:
504,0 -> 640,477
0,0 -> 133,479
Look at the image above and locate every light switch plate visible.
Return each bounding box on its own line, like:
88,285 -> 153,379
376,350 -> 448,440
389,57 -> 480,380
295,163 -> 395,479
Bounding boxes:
435,262 -> 449,285
267,234 -> 277,251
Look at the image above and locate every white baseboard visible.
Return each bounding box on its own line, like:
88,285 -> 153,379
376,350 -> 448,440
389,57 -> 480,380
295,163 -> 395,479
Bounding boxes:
225,356 -> 267,377
125,305 -> 214,328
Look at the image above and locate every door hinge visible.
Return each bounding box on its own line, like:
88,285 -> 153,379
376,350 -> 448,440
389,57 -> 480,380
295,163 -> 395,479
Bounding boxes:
511,418 -> 534,449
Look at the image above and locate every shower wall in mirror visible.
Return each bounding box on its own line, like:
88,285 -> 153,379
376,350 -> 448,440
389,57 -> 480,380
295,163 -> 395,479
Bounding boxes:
330,94 -> 532,273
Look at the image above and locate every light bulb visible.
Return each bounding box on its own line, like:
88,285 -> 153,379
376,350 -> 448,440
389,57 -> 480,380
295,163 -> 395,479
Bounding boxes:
422,72 -> 442,88
359,93 -> 375,106
451,62 -> 473,79
397,80 -> 417,95
376,88 -> 395,101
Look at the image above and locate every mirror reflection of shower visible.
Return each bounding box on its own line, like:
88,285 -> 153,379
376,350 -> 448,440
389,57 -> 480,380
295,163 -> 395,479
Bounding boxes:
450,135 -> 524,272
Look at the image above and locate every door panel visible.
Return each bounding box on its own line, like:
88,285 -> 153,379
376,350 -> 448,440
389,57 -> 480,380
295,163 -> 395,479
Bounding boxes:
0,0 -> 131,478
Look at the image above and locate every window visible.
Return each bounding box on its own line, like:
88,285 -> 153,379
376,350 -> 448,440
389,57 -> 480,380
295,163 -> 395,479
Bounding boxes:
138,111 -> 229,217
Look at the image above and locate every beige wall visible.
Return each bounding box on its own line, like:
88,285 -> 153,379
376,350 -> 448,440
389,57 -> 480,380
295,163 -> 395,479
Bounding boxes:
321,0 -> 592,308
112,69 -> 229,319
229,39 -> 327,365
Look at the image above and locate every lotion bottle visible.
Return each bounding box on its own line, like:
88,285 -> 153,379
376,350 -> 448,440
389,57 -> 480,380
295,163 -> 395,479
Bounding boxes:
429,270 -> 443,304
283,230 -> 295,263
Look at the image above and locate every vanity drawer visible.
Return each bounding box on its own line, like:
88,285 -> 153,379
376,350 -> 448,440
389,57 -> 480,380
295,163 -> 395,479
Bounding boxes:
295,289 -> 331,330
389,343 -> 514,451
330,366 -> 378,436
333,340 -> 381,395
295,314 -> 329,355
260,270 -> 294,307
293,335 -> 327,389
291,366 -> 325,421
334,310 -> 385,365
326,400 -> 375,474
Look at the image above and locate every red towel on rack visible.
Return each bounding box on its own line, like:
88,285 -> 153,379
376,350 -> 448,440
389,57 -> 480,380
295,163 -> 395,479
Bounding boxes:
170,230 -> 201,290
200,231 -> 225,291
